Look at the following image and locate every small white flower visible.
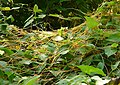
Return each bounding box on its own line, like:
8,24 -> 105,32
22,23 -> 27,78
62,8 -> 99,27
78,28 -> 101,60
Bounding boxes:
0,50 -> 4,55
91,76 -> 110,85
53,36 -> 64,41
81,83 -> 87,85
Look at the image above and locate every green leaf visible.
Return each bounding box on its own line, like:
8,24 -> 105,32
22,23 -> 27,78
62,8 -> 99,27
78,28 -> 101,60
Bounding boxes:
107,33 -> 120,42
33,4 -> 38,13
0,24 -> 8,31
104,47 -> 117,57
111,61 -> 120,71
56,79 -> 69,85
85,16 -> 99,29
0,47 -> 14,55
60,50 -> 69,55
23,75 -> 40,85
77,65 -> 106,76
97,62 -> 104,70
0,7 -> 11,11
0,61 -> 7,67
24,18 -> 34,28
111,43 -> 118,48
59,0 -> 70,2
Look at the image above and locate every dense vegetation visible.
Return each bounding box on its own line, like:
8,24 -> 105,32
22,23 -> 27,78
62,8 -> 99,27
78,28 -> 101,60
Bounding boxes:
0,0 -> 120,85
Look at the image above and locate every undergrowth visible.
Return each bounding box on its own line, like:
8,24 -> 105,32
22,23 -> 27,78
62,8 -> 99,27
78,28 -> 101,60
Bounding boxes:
0,0 -> 120,85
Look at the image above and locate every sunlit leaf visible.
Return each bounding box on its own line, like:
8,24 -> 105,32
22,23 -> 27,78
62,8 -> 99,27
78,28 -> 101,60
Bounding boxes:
77,65 -> 106,76
111,43 -> 118,48
0,7 -> 11,11
85,16 -> 99,29
33,4 -> 38,13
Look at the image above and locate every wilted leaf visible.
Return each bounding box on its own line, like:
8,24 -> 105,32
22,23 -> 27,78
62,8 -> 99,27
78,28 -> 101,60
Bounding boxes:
77,65 -> 106,76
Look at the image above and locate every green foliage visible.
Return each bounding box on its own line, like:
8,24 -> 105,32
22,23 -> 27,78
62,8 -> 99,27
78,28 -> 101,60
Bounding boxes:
77,65 -> 106,76
0,0 -> 120,85
1,0 -> 103,30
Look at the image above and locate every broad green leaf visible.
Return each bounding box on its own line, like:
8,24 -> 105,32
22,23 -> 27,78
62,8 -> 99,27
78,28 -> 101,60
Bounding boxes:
107,33 -> 120,42
77,65 -> 106,76
111,61 -> 120,71
85,16 -> 99,29
23,75 -> 40,85
111,43 -> 118,48
0,47 -> 14,55
0,61 -> 7,67
104,47 -> 117,57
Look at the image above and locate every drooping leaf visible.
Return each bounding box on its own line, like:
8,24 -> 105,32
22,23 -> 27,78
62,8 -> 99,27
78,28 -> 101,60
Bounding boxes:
77,65 -> 106,76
